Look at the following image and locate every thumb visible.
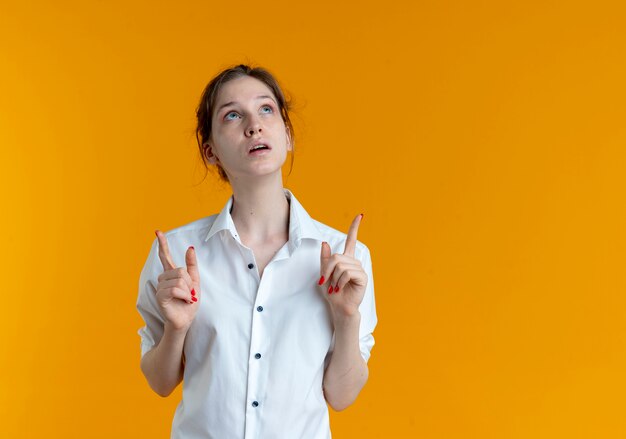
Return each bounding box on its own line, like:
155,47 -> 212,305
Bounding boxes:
186,246 -> 200,285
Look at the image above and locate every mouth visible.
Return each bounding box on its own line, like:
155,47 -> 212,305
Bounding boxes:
249,143 -> 271,154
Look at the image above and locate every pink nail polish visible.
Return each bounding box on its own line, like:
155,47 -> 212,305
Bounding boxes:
318,276 -> 325,285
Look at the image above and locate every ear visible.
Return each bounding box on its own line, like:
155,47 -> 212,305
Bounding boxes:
203,142 -> 220,164
285,126 -> 293,152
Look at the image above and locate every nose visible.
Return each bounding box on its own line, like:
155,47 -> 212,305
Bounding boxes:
245,116 -> 263,137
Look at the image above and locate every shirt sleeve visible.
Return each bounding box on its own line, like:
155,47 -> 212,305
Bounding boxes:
356,243 -> 378,363
136,238 -> 166,359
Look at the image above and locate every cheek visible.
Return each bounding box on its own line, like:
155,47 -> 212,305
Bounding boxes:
211,124 -> 239,145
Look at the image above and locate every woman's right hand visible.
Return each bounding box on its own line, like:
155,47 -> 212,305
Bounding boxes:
154,230 -> 201,332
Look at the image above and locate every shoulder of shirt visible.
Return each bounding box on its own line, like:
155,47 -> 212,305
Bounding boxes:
160,214 -> 218,240
142,215 -> 219,277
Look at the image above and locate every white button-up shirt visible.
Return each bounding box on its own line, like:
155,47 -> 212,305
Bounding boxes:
136,189 -> 377,439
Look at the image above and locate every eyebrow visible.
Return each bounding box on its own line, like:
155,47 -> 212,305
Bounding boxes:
216,95 -> 277,113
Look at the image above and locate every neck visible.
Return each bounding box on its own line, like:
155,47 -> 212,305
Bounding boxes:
229,174 -> 290,243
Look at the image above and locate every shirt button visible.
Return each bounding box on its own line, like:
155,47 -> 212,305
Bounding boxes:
248,263 -> 254,269
252,401 -> 259,407
255,353 -> 261,359
257,306 -> 263,312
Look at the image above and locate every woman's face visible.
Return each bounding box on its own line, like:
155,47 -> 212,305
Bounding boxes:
205,75 -> 292,182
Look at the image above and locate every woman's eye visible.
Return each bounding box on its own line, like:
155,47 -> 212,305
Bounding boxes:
260,105 -> 273,114
224,111 -> 240,121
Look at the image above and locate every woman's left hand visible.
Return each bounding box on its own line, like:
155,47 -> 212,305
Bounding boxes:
319,214 -> 368,319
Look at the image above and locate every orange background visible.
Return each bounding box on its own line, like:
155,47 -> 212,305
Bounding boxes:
1,1 -> 625,437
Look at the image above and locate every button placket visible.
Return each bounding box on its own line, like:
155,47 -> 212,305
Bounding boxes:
247,294 -> 266,402
244,255 -> 270,439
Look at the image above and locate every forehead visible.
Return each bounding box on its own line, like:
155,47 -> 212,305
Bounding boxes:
214,76 -> 276,107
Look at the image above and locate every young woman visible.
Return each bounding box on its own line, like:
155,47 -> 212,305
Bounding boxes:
136,64 -> 377,439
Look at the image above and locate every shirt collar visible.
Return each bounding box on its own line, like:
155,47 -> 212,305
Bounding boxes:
204,189 -> 324,250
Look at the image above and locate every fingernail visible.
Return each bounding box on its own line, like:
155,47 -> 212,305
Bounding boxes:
190,246 -> 195,250
334,285 -> 339,293
191,288 -> 196,296
155,230 -> 158,237
328,285 -> 333,295
192,297 -> 197,302
360,213 -> 364,219
318,276 -> 325,285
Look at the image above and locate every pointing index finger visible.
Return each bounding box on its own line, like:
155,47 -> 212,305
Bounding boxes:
155,230 -> 177,271
343,213 -> 363,257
